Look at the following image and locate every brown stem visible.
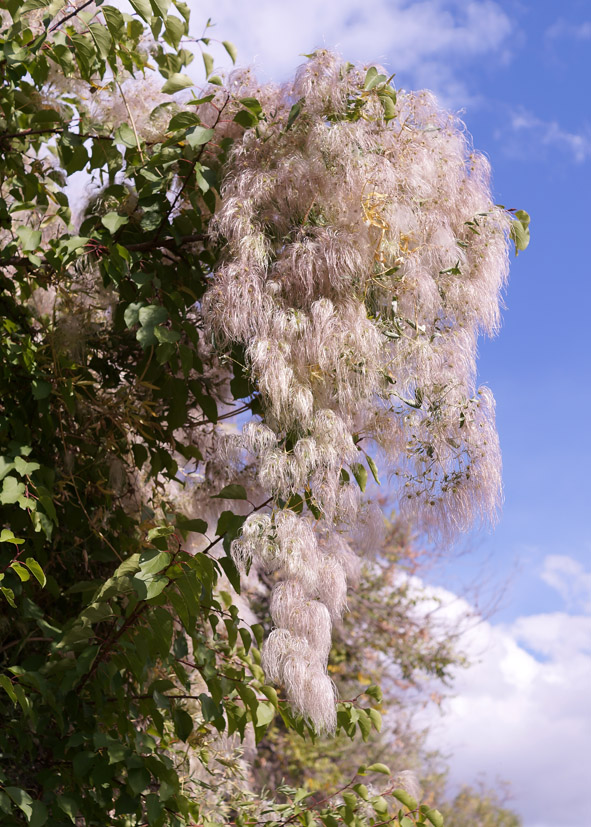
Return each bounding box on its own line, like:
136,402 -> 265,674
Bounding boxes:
0,233 -> 208,271
0,636 -> 52,655
48,0 -> 95,32
76,496 -> 272,690
190,403 -> 252,428
153,94 -> 230,242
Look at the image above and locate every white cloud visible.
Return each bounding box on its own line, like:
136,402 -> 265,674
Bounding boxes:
546,19 -> 591,41
540,554 -> 591,613
420,556 -> 591,827
187,0 -> 514,106
502,108 -> 591,163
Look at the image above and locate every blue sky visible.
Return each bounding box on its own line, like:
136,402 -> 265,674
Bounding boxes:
126,1 -> 591,823
184,0 -> 591,623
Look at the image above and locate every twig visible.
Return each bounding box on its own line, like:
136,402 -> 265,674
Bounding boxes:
0,233 -> 208,270
77,495 -> 273,689
48,0 -> 96,33
116,80 -> 146,163
153,94 -> 230,242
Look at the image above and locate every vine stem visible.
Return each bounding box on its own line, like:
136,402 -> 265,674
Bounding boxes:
116,80 -> 146,163
77,495 -> 274,688
48,0 -> 95,32
0,233 -> 208,271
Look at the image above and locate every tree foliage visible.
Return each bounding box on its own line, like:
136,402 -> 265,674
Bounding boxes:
0,1 -> 526,825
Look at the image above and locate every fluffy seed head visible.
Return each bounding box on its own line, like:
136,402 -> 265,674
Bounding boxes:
206,50 -> 513,729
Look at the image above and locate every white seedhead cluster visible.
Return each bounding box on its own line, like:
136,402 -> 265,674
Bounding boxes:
232,511 -> 360,731
205,51 -> 512,730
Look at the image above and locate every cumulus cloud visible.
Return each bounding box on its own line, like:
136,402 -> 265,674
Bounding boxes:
501,108 -> 591,163
421,555 -> 591,827
187,0 -> 514,105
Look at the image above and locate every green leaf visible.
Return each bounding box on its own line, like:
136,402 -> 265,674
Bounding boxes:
234,109 -> 258,129
88,23 -> 112,58
194,164 -> 211,192
10,562 -> 30,581
69,33 -> 95,78
25,558 -> 46,587
222,41 -> 237,63
57,795 -> 78,821
240,97 -> 263,117
134,574 -> 168,599
146,524 -> 175,543
425,810 -> 444,827
255,700 -> 275,727
0,674 -> 17,704
286,99 -> 303,130
72,751 -> 95,778
30,801 -> 48,827
154,325 -> 180,344
364,66 -> 387,90
364,66 -> 378,89
366,454 -> 380,484
351,462 -> 368,492
101,212 -> 129,233
4,788 -> 33,821
392,789 -> 418,810
145,793 -> 163,825
102,5 -> 125,37
379,91 -> 396,121
139,305 -> 168,328
124,302 -> 144,328
510,209 -> 530,254
358,711 -> 372,741
16,226 -> 42,252
259,685 -> 278,707
514,208 -> 530,229
176,517 -> 208,534
35,485 -> 57,523
186,125 -> 214,147
218,555 -> 241,592
139,550 -> 170,575
202,51 -> 214,78
14,456 -> 40,475
128,767 -> 151,795
353,783 -> 369,801
150,0 -> 171,16
0,529 -> 24,544
168,111 -> 202,130
251,623 -> 264,647
164,15 -> 185,49
0,791 -> 11,816
365,685 -> 382,705
0,459 -> 14,483
367,707 -> 382,732
1,587 -> 17,608
161,72 -> 194,94
18,0 -> 57,13
128,0 -> 153,21
366,763 -> 391,775
342,791 -> 357,809
114,123 -> 138,148
212,484 -> 247,500
0,476 -> 26,505
372,796 -> 389,816
31,379 -> 51,400
173,707 -> 194,741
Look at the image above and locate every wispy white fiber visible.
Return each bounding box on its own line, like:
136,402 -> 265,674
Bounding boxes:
205,51 -> 512,730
